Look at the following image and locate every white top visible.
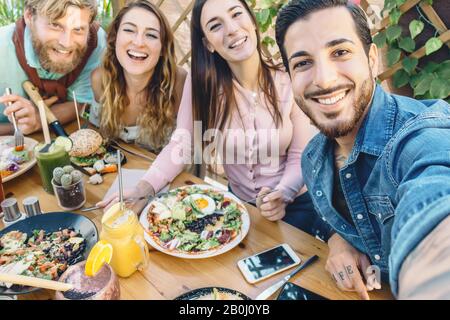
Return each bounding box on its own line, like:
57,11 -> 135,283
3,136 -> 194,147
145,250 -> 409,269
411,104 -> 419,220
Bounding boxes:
88,99 -> 139,143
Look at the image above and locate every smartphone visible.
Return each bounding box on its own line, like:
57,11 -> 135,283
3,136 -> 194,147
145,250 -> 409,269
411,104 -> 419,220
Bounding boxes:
277,282 -> 328,300
237,244 -> 301,284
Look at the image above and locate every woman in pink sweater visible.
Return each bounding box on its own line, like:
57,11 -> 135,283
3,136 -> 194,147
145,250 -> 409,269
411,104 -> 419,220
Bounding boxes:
99,0 -> 331,239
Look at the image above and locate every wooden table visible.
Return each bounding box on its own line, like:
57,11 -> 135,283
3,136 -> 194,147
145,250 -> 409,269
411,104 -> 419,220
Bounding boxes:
1,123 -> 393,300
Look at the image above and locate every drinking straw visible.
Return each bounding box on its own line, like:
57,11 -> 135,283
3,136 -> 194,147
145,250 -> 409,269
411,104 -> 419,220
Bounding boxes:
72,91 -> 81,131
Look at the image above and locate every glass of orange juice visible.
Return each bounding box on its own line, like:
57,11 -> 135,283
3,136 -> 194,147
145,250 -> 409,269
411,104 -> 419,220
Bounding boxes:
100,203 -> 149,278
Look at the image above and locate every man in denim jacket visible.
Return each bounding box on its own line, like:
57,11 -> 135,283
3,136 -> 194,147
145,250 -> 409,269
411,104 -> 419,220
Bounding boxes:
276,0 -> 450,299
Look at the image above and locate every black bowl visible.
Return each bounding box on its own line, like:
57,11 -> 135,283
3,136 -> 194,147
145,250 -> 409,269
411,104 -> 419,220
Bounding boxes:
0,212 -> 98,295
174,287 -> 251,300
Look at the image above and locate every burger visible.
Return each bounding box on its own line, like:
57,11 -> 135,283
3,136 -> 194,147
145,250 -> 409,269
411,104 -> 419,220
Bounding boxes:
68,129 -> 106,167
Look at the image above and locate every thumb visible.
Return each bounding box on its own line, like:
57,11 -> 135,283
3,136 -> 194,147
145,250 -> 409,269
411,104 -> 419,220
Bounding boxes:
44,96 -> 58,107
256,187 -> 272,208
258,187 -> 272,197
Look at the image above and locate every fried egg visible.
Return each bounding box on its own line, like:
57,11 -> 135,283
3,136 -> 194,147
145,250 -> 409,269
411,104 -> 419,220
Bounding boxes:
189,194 -> 216,216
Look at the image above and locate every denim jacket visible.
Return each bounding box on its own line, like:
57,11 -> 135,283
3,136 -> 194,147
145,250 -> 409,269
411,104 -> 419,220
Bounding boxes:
301,84 -> 450,297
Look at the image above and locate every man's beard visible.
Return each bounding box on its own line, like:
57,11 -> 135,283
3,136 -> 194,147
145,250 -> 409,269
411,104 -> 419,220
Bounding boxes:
31,29 -> 87,74
295,77 -> 374,139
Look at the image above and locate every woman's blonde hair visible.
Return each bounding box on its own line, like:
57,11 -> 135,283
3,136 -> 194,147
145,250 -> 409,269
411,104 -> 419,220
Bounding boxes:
100,0 -> 179,152
25,0 -> 98,23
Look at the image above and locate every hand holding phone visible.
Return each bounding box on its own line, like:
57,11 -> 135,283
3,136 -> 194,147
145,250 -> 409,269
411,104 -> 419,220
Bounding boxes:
237,244 -> 301,284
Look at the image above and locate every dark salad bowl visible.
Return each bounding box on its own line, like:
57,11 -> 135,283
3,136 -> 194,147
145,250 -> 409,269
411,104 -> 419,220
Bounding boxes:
0,212 -> 98,295
174,287 -> 251,300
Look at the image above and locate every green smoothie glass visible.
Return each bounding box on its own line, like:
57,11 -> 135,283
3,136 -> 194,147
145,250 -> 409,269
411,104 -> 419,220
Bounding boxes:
35,144 -> 71,194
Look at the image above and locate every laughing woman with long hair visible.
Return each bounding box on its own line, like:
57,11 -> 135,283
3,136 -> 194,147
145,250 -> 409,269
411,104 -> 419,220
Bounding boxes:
98,0 -> 331,240
90,0 -> 186,153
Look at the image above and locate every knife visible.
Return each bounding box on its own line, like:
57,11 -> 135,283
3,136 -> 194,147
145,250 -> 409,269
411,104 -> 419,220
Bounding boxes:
22,81 -> 68,137
108,139 -> 155,162
254,254 -> 319,300
70,162 -> 93,177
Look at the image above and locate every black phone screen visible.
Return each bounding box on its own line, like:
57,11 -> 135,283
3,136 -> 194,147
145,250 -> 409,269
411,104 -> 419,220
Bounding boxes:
277,282 -> 328,300
242,245 -> 296,280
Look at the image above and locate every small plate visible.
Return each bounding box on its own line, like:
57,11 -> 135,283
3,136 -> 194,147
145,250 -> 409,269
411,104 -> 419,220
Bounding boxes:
103,149 -> 126,165
0,136 -> 38,183
174,287 -> 251,300
0,212 -> 98,295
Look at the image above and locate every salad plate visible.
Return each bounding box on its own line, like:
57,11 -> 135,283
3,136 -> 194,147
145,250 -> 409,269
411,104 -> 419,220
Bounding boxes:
0,212 -> 98,295
174,287 -> 250,300
140,184 -> 250,259
0,136 -> 38,182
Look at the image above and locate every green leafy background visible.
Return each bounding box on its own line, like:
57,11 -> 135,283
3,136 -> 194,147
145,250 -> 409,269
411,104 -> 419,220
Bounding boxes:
0,0 -> 113,29
0,0 -> 448,102
375,0 -> 449,102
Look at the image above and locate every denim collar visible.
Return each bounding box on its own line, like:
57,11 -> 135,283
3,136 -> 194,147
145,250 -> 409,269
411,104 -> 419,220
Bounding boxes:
347,84 -> 396,164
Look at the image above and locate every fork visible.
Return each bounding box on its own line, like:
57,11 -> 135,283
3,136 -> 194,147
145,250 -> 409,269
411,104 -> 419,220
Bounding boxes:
5,88 -> 24,150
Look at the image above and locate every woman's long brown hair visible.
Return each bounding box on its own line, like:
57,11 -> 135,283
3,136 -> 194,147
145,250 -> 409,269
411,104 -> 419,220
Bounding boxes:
191,0 -> 283,138
100,0 -> 179,152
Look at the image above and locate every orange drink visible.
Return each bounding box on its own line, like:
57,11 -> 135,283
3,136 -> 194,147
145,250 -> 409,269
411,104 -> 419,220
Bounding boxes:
100,203 -> 149,278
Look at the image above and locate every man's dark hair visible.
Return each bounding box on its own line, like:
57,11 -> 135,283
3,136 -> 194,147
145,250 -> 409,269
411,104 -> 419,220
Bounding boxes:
275,0 -> 373,71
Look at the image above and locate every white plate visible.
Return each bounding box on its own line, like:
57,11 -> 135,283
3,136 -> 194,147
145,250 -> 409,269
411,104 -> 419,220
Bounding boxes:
139,184 -> 250,259
0,136 -> 38,183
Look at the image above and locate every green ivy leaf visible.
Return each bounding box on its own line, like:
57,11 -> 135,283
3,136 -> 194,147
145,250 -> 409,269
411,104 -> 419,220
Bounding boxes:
420,91 -> 434,99
373,31 -> 386,48
399,37 -> 415,53
436,61 -> 450,79
258,9 -> 270,25
409,73 -> 423,88
393,69 -> 410,88
409,20 -> 424,39
413,73 -> 434,96
269,7 -> 278,17
386,25 -> 403,43
402,57 -> 419,74
424,61 -> 441,73
425,37 -> 443,55
430,79 -> 450,99
389,8 -> 402,25
384,0 -> 398,11
262,36 -> 276,48
387,49 -> 402,66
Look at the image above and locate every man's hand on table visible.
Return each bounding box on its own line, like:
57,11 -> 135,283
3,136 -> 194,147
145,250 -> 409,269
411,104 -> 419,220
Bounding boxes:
1,94 -> 58,135
256,187 -> 287,221
326,233 -> 378,300
96,180 -> 156,215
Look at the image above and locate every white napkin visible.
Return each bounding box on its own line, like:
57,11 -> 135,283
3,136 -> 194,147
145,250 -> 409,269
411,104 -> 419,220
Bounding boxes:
103,168 -> 169,201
